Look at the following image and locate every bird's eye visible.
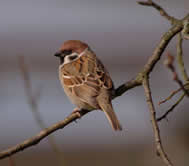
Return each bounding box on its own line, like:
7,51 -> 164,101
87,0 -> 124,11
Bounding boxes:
69,54 -> 78,60
62,50 -> 72,55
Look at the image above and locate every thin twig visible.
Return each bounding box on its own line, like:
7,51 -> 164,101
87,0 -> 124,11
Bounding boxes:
143,76 -> 173,166
158,83 -> 189,105
164,53 -> 189,97
137,0 -> 178,24
159,88 -> 181,105
157,93 -> 185,122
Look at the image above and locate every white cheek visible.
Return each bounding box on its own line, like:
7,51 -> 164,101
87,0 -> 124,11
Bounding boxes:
63,53 -> 79,65
63,56 -> 71,65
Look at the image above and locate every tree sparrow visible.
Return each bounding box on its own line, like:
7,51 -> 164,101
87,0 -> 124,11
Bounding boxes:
54,40 -> 122,131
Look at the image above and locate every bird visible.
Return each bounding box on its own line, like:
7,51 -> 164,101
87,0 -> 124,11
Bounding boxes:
54,40 -> 122,131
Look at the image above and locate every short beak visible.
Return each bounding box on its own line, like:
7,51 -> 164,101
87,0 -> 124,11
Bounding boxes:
54,51 -> 62,57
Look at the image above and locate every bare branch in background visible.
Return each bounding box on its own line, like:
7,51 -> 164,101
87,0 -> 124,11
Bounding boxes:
157,53 -> 189,122
0,1 -> 189,166
18,56 -> 66,166
158,84 -> 188,105
164,53 -> 189,96
158,89 -> 180,105
157,19 -> 189,123
157,93 -> 185,122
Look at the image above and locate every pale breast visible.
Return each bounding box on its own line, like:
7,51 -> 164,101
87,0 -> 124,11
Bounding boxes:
63,84 -> 95,110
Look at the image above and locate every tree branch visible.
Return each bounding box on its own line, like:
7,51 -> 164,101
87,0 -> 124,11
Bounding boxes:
176,33 -> 189,82
115,22 -> 186,98
0,110 -> 90,159
114,78 -> 141,98
142,24 -> 183,76
182,19 -> 189,40
143,76 -> 173,166
158,83 -> 189,105
137,0 -> 178,24
157,93 -> 185,122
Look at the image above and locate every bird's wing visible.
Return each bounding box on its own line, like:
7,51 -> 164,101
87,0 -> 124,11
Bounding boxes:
61,48 -> 114,108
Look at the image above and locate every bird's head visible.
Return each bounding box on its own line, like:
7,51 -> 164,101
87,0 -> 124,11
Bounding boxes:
54,40 -> 88,65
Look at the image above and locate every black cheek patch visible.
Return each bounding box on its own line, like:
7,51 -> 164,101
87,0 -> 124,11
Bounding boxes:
69,55 -> 78,60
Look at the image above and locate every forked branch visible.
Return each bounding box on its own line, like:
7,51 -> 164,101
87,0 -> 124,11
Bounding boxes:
137,0 -> 178,24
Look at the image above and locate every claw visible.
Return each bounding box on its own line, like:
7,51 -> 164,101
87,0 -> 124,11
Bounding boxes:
71,108 -> 82,118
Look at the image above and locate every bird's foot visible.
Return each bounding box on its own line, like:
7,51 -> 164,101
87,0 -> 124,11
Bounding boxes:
71,108 -> 82,118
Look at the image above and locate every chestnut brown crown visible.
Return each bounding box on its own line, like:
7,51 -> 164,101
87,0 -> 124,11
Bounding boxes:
54,40 -> 88,58
61,40 -> 88,54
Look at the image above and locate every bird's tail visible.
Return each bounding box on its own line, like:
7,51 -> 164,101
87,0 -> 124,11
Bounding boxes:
98,101 -> 122,131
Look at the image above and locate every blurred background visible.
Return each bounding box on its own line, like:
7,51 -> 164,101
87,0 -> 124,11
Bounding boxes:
0,0 -> 189,165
